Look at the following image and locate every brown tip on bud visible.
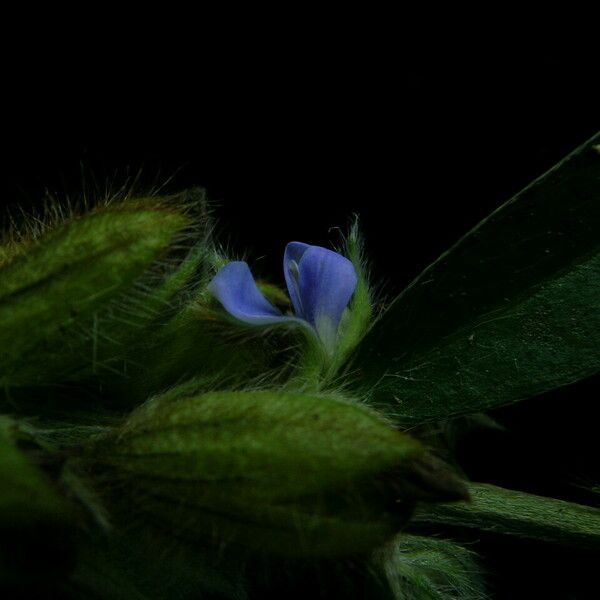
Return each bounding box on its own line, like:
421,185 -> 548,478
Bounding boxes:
386,453 -> 471,504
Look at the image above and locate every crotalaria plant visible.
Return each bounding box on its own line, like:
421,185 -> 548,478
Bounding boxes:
0,133 -> 599,598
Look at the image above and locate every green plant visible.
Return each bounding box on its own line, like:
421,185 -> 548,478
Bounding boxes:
1,135 -> 599,598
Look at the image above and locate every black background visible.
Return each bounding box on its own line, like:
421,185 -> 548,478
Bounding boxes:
2,39 -> 598,598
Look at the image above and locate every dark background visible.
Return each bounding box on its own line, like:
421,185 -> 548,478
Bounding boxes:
2,44 -> 598,598
3,50 -> 597,292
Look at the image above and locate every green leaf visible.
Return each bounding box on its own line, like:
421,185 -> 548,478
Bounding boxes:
0,205 -> 190,387
373,534 -> 485,600
349,132 -> 600,424
414,482 -> 600,550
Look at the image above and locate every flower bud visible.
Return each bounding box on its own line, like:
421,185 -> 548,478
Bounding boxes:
86,390 -> 467,558
0,205 -> 190,387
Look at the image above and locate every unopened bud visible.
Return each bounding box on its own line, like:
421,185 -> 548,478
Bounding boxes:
0,205 -> 190,387
86,390 -> 467,558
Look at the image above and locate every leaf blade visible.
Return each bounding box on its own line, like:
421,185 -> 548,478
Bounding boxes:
414,482 -> 600,550
350,132 -> 600,424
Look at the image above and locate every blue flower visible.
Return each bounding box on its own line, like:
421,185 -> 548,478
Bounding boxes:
208,242 -> 357,352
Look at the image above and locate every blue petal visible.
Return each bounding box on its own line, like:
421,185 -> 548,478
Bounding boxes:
208,261 -> 286,325
284,243 -> 357,349
283,241 -> 310,317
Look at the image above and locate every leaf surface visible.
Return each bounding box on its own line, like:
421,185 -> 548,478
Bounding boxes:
349,133 -> 600,424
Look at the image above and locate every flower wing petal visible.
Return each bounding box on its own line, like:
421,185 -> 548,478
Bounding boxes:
296,246 -> 357,349
208,261 -> 285,325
